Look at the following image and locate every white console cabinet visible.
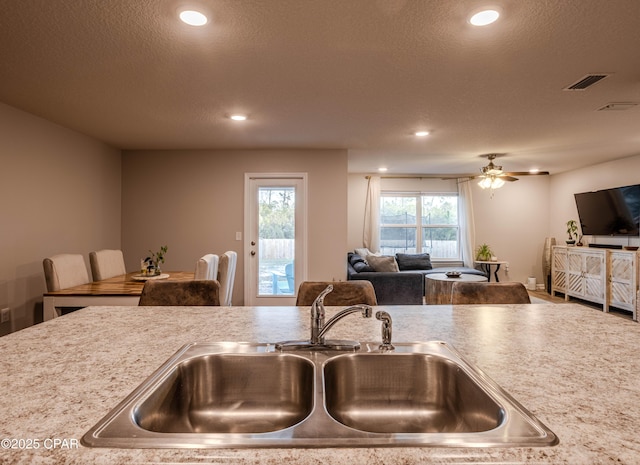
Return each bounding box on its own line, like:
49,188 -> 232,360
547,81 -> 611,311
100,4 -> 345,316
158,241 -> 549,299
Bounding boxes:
551,246 -> 568,297
567,248 -> 606,304
552,246 -> 638,321
608,251 -> 637,315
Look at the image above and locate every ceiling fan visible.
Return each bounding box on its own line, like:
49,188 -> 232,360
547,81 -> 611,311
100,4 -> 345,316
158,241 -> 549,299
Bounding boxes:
474,154 -> 549,190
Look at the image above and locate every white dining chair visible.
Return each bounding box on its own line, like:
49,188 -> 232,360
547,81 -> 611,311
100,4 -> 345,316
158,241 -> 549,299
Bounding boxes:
43,253 -> 91,292
218,251 -> 237,306
194,254 -> 219,281
89,249 -> 126,281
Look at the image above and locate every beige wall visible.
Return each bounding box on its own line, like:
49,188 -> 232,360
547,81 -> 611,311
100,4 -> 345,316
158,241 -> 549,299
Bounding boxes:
472,175 -> 550,284
121,149 -> 348,305
549,154 -> 640,249
347,173 -> 550,285
0,103 -> 121,335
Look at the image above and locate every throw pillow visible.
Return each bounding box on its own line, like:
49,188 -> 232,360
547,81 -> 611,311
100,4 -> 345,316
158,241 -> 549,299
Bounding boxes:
349,253 -> 366,266
354,247 -> 371,257
395,253 -> 433,270
353,261 -> 374,272
367,255 -> 399,272
349,254 -> 374,272
354,247 -> 382,257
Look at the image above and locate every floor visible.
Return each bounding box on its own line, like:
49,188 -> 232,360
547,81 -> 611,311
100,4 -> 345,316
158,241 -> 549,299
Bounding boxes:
529,289 -> 635,322
527,289 -> 567,304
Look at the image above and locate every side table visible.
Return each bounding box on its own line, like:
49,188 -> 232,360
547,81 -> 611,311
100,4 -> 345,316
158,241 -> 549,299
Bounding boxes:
425,273 -> 488,305
475,260 -> 509,282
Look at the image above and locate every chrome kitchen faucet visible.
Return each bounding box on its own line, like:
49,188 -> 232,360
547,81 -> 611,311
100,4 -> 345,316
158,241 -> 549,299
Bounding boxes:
276,284 -> 373,351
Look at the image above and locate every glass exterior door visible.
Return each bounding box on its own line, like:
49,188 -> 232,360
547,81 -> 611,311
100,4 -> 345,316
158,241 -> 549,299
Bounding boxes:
257,186 -> 296,296
245,174 -> 307,305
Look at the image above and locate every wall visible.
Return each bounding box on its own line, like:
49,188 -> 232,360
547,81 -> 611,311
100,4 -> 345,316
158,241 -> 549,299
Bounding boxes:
549,154 -> 640,248
0,103 -> 121,335
348,173 -> 550,285
472,175 -> 550,284
121,149 -> 348,305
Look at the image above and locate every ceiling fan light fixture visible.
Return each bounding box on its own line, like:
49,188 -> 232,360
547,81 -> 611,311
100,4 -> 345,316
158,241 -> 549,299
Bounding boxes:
492,177 -> 505,189
481,156 -> 503,176
478,176 -> 505,190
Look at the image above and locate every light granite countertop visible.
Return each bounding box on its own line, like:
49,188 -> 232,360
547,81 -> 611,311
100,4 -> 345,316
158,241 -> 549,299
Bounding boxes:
0,303 -> 638,464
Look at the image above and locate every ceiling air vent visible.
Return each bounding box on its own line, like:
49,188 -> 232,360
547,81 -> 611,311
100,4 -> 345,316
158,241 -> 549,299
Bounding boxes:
563,74 -> 610,91
597,102 -> 638,111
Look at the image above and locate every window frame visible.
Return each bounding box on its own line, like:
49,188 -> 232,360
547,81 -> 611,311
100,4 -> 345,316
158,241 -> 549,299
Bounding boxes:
379,191 -> 460,261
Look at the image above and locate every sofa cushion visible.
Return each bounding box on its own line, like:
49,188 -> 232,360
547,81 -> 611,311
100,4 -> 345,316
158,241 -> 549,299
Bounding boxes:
349,272 -> 424,304
348,253 -> 374,272
367,255 -> 399,272
396,253 -> 433,271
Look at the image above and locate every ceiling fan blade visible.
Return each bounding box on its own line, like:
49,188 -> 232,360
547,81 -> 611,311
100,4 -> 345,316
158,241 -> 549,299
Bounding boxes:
499,175 -> 519,182
437,174 -> 481,180
503,171 -> 550,176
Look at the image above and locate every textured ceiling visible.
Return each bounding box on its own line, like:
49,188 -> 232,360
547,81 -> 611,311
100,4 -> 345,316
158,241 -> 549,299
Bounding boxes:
1,0 -> 639,175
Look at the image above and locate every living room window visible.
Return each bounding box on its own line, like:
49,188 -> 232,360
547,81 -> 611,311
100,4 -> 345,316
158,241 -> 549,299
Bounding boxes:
379,193 -> 460,260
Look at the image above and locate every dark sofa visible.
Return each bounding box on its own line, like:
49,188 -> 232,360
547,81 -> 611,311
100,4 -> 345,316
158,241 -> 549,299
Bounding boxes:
347,252 -> 486,305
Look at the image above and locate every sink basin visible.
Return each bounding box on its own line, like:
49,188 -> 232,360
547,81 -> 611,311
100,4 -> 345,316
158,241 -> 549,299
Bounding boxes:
324,353 -> 502,434
135,353 -> 314,434
82,341 -> 558,449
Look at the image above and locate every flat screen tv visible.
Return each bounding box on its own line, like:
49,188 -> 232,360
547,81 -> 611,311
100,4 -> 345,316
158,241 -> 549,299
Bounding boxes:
574,184 -> 640,236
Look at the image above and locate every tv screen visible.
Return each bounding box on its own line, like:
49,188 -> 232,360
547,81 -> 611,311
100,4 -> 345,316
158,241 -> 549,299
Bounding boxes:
574,184 -> 640,236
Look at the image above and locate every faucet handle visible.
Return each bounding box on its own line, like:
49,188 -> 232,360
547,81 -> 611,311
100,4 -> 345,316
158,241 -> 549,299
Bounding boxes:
312,284 -> 334,310
375,311 -> 395,351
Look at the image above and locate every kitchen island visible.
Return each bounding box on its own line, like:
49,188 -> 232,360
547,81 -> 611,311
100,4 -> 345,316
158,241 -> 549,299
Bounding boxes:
0,303 -> 638,464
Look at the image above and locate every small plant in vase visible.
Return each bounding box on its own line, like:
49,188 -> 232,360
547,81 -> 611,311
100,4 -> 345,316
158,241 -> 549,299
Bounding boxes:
144,245 -> 168,275
475,243 -> 493,261
566,220 -> 578,246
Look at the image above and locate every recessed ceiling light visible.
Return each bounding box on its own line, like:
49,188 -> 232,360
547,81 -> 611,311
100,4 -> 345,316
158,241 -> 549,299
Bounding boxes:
179,10 -> 208,26
229,114 -> 247,121
415,131 -> 430,137
378,167 -> 388,172
529,168 -> 540,174
469,9 -> 500,26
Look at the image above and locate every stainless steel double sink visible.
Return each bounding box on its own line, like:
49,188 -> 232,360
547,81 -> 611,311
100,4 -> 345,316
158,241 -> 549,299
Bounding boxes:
82,341 -> 558,448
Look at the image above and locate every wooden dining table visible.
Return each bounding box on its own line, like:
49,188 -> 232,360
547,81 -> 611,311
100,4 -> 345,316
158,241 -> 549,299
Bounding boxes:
43,271 -> 194,321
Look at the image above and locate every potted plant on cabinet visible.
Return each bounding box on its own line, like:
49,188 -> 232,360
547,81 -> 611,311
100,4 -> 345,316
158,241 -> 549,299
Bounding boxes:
566,220 -> 578,246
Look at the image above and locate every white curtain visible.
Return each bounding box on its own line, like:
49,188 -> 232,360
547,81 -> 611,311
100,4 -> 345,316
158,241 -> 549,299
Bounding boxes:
363,175 -> 380,252
458,178 -> 476,268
